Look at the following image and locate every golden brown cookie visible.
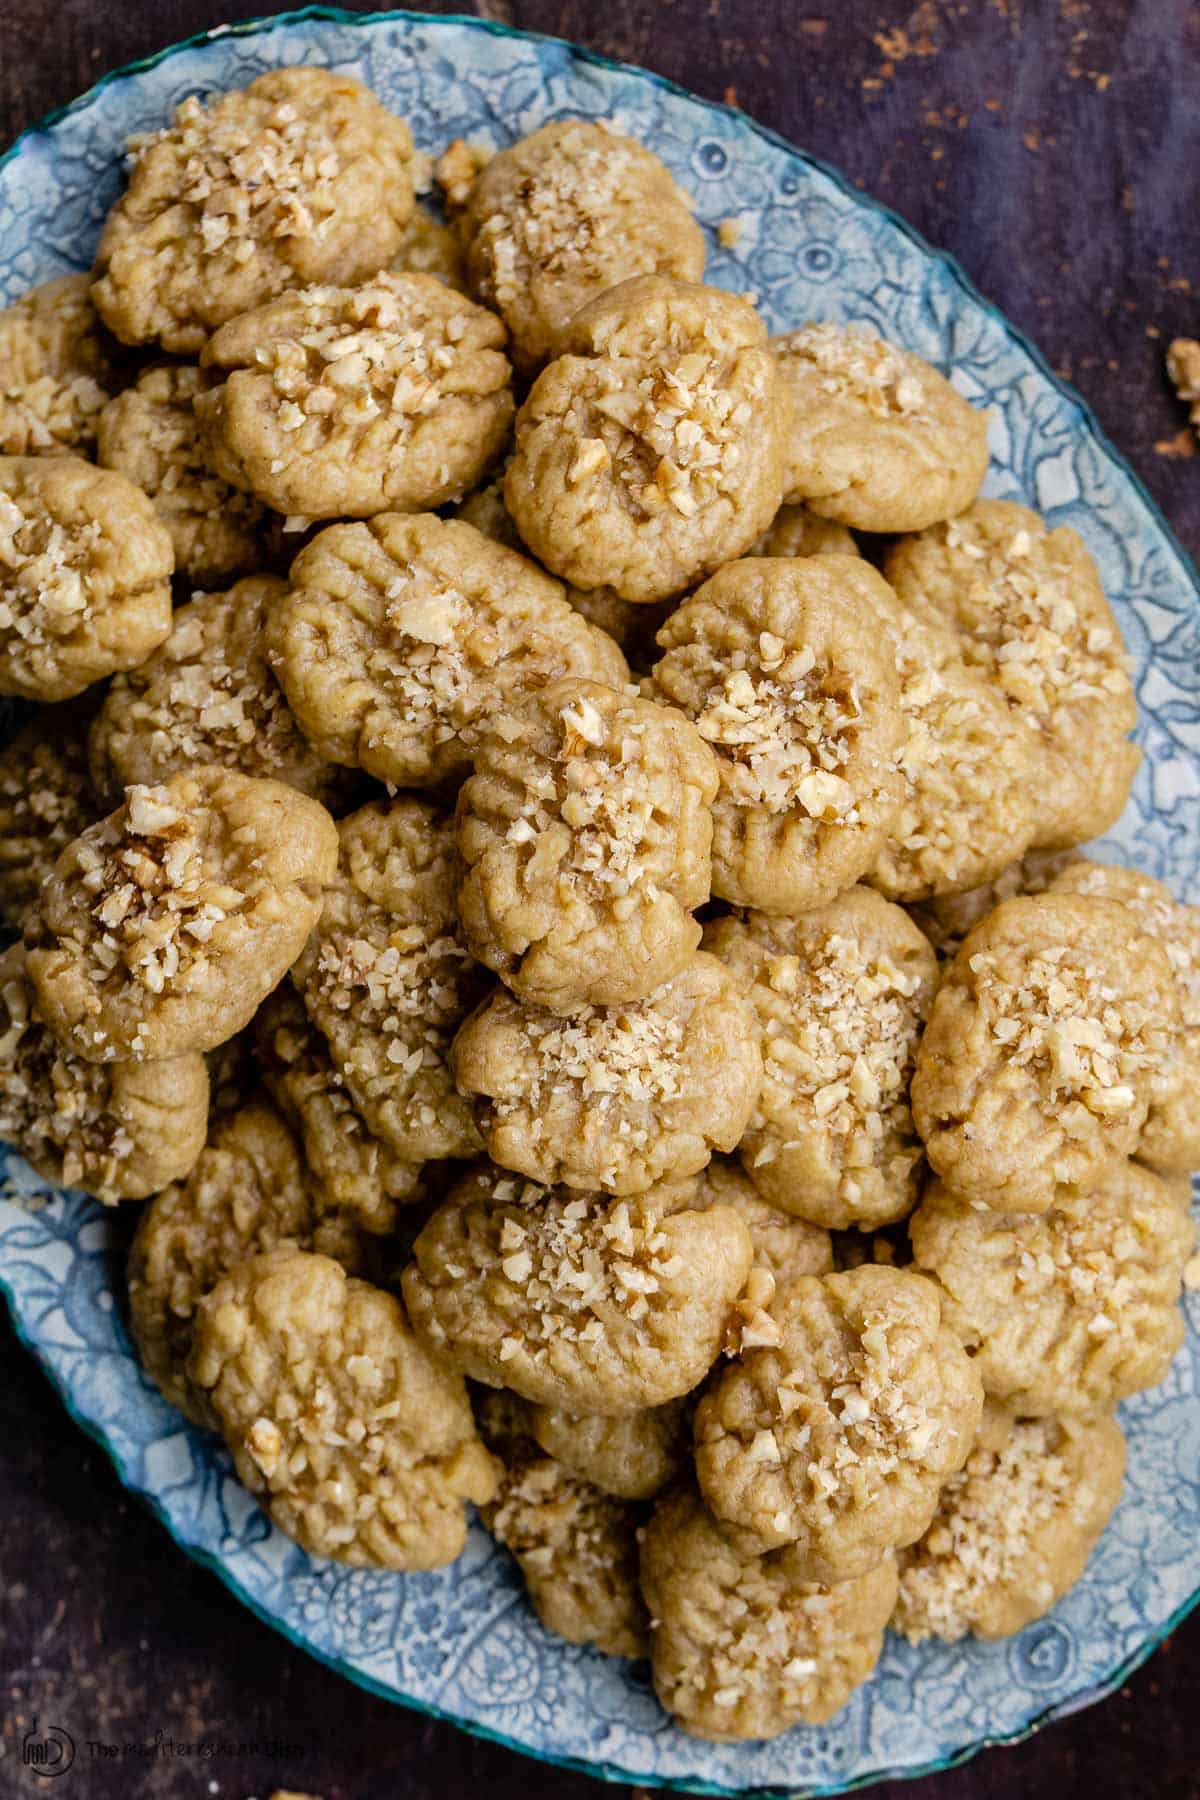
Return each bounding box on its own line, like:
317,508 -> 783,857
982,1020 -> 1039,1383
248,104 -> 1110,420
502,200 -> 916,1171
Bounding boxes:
265,513 -> 627,789
911,893 -> 1182,1213
1048,861 -> 1200,1175
772,321 -> 989,532
0,454 -> 173,702
639,1488 -> 898,1740
96,364 -> 271,585
92,69 -> 417,352
196,273 -> 513,518
288,796 -> 487,1161
255,983 -> 424,1235
188,1245 -> 497,1567
0,943 -> 207,1202
886,500 -> 1139,848
694,1267 -> 982,1576
528,1397 -> 691,1501
390,203 -> 467,291
0,705 -> 99,930
88,576 -> 347,805
909,1164 -> 1194,1416
506,275 -> 786,604
126,1095 -> 366,1424
908,848 -> 1080,958
706,890 -> 939,1230
457,677 -> 718,1011
894,1409 -> 1125,1642
457,119 -> 706,373
451,951 -> 763,1195
402,1163 -> 753,1414
648,557 -> 904,912
748,501 -> 859,560
27,767 -> 338,1061
0,274 -> 121,457
690,1158 -> 834,1286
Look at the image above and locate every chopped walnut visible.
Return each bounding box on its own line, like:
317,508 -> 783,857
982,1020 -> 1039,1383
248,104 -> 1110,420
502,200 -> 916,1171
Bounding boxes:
0,274 -> 121,457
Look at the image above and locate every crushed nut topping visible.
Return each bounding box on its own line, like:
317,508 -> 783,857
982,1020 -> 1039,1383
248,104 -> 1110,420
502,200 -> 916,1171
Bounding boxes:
0,491 -> 102,647
592,341 -> 754,519
774,322 -> 930,418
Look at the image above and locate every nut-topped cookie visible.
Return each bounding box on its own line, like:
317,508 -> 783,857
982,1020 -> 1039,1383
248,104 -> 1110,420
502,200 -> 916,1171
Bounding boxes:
457,677 -> 718,1011
289,796 -> 488,1162
706,889 -> 939,1230
0,943 -> 208,1203
886,499 -> 1139,848
640,1488 -> 898,1740
196,273 -> 513,518
26,767 -> 338,1062
96,364 -> 271,585
694,1267 -> 982,1576
0,274 -> 122,458
894,1408 -> 1126,1643
265,513 -> 628,789
648,557 -> 904,912
1048,861 -> 1200,1174
126,1095 -> 367,1425
451,951 -> 763,1195
0,706 -> 98,930
92,69 -> 417,353
477,1397 -> 650,1656
0,454 -> 173,702
255,984 -> 424,1235
910,1164 -> 1194,1416
454,119 -> 706,373
911,892 -> 1182,1213
89,576 -> 348,805
188,1245 -> 498,1567
506,275 -> 787,604
772,321 -> 989,532
402,1163 -> 753,1414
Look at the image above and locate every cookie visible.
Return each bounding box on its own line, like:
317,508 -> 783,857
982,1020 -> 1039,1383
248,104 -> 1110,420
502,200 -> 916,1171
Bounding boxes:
126,1095 -> 366,1424
748,501 -> 859,560
694,1266 -> 983,1575
911,893 -> 1182,1212
772,321 -> 989,532
92,69 -> 417,352
0,454 -> 173,702
456,119 -> 706,373
196,273 -> 513,518
690,1158 -> 834,1286
527,1397 -> 691,1501
187,1245 -> 498,1567
705,889 -> 939,1230
457,677 -> 718,1011
1048,861 -> 1200,1175
894,1409 -> 1125,1642
639,1488 -> 898,1740
0,943 -> 207,1203
910,1164 -> 1194,1416
0,274 -> 121,457
0,705 -> 99,930
27,767 -> 338,1062
390,203 -> 468,292
480,1429 -> 649,1657
255,983 -> 425,1235
450,951 -> 763,1195
886,499 -> 1139,848
506,275 -> 786,604
264,513 -> 627,789
289,796 -> 487,1161
89,576 -> 348,805
96,364 -> 270,585
648,557 -> 904,912
402,1163 -> 753,1414
908,848 -> 1080,958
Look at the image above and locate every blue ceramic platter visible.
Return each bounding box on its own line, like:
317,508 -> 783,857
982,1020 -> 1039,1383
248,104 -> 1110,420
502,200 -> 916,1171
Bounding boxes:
1,11 -> 1198,1795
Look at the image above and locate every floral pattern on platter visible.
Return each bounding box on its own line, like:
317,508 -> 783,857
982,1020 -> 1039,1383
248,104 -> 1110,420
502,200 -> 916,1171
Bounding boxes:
1,12 -> 1199,1797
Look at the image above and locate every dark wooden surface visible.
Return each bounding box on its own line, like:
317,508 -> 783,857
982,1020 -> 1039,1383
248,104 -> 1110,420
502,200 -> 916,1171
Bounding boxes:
2,3 -> 1200,1797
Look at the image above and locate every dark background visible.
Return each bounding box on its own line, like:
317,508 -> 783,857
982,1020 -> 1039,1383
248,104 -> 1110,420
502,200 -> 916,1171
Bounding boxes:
2,2 -> 1199,1797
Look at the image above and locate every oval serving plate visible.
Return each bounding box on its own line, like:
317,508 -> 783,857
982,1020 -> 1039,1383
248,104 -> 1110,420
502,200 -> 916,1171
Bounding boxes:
1,10 -> 1198,1795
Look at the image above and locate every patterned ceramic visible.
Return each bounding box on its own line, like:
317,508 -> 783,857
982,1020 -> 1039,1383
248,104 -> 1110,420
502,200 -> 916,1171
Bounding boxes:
1,11 -> 1197,1795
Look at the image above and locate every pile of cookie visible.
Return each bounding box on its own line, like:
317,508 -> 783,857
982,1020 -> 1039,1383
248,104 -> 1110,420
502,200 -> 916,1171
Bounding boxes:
1,67 -> 1195,1744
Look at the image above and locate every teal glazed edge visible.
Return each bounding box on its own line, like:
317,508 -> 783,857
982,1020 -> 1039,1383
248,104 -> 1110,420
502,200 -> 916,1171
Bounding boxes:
1,10 -> 1198,1794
